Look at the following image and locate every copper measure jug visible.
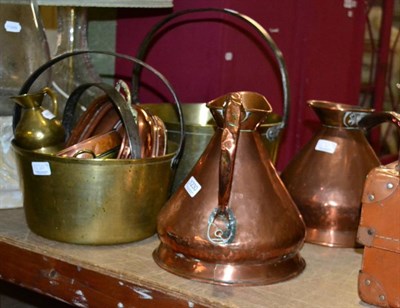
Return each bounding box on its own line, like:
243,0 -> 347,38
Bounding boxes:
281,100 -> 386,248
154,91 -> 306,286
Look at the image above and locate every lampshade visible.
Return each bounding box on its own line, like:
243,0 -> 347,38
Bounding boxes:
36,0 -> 173,7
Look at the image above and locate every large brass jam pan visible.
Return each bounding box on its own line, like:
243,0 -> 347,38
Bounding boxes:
13,141 -> 178,245
12,51 -> 184,245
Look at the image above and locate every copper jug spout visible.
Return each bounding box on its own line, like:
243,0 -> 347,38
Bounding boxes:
154,91 -> 306,286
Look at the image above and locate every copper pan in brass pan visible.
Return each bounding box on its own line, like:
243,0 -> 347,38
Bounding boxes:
57,130 -> 122,159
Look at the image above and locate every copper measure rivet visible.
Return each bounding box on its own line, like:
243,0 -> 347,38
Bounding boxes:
367,228 -> 375,236
386,182 -> 394,189
365,279 -> 371,286
379,295 -> 386,301
368,194 -> 375,201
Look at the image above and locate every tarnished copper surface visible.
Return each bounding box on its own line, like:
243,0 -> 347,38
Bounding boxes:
154,91 -> 306,285
281,100 -> 382,248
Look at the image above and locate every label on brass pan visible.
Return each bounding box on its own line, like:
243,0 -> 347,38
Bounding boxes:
184,176 -> 202,197
31,162 -> 51,176
315,139 -> 337,154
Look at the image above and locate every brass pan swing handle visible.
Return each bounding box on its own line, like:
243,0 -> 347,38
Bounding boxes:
131,7 -> 290,142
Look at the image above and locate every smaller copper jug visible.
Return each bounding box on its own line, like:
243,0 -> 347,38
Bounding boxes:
12,87 -> 65,152
154,91 -> 306,286
281,100 -> 381,248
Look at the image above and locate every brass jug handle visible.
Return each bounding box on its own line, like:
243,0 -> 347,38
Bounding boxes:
207,93 -> 242,245
42,87 -> 58,118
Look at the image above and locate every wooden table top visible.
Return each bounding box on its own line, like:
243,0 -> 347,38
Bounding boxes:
0,208 -> 370,307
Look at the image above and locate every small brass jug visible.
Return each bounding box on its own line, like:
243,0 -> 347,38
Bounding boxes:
154,91 -> 306,286
12,87 -> 65,152
281,100 -> 381,248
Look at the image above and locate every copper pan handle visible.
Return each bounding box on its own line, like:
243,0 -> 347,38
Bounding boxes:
207,93 -> 243,245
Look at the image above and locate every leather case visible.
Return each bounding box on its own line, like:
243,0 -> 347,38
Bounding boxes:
357,161 -> 400,308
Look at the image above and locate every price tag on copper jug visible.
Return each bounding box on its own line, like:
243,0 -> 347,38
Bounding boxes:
315,139 -> 337,154
31,162 -> 51,176
185,176 -> 202,197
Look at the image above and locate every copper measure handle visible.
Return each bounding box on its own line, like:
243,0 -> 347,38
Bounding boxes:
42,87 -> 58,118
359,111 -> 400,131
359,110 -> 400,171
131,7 -> 290,141
206,93 -> 242,246
219,93 -> 242,212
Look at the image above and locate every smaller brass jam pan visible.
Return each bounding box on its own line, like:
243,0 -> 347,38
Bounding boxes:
13,141 -> 178,245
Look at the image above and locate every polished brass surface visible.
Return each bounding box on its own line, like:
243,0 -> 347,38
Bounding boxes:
13,141 -> 178,245
154,92 -> 306,285
281,100 -> 381,248
12,87 -> 65,152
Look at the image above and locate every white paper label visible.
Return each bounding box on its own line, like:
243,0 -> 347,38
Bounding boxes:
4,21 -> 21,33
184,176 -> 202,198
41,109 -> 56,120
315,139 -> 337,154
32,162 -> 51,176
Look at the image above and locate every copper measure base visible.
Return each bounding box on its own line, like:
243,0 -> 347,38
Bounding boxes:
153,243 -> 306,286
306,228 -> 359,248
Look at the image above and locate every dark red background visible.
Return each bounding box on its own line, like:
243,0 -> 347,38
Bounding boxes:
115,0 -> 366,170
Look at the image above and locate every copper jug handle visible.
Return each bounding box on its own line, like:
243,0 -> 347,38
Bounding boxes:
359,111 -> 400,131
359,110 -> 400,172
207,93 -> 243,245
